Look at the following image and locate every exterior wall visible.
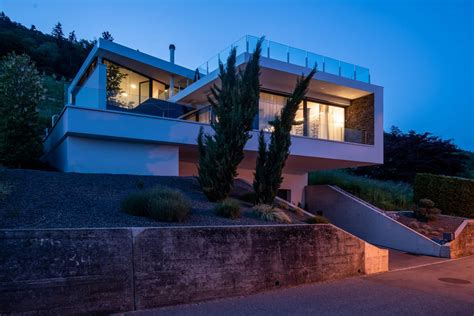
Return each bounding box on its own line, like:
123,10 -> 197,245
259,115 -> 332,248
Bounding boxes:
51,136 -> 179,176
305,185 -> 451,257
74,63 -> 107,109
449,220 -> 474,258
0,226 -> 388,314
180,161 -> 308,205
346,94 -> 375,145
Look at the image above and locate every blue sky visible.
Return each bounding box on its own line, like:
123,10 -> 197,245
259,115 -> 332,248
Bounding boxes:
1,0 -> 473,150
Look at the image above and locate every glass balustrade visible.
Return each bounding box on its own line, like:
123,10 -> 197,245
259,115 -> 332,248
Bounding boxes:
195,35 -> 371,83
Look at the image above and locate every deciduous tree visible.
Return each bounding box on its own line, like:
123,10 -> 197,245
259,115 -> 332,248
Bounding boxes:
0,53 -> 43,167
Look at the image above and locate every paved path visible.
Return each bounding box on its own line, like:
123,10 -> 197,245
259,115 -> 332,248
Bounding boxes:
133,256 -> 474,316
388,249 -> 448,270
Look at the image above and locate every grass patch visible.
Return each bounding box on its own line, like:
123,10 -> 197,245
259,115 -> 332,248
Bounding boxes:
121,185 -> 191,222
252,204 -> 292,224
309,170 -> 413,211
214,198 -> 241,219
305,215 -> 330,224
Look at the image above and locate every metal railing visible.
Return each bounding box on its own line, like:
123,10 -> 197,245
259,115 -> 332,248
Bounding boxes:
196,35 -> 370,83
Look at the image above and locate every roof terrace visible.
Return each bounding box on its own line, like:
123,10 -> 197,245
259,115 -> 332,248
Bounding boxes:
196,35 -> 371,83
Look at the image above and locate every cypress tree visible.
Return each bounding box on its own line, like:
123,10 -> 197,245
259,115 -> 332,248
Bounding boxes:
254,68 -> 316,205
198,38 -> 263,201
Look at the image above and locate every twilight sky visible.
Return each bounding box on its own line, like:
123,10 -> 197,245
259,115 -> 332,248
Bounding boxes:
1,0 -> 473,150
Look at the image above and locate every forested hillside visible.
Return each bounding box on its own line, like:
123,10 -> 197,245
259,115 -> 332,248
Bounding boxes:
0,12 -> 100,130
0,12 -> 92,79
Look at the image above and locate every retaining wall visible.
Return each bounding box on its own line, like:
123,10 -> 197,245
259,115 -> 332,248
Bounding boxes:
449,220 -> 474,258
0,225 -> 387,314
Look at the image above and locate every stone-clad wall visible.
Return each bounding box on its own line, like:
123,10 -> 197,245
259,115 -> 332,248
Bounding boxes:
450,220 -> 474,258
0,225 -> 388,314
345,94 -> 374,145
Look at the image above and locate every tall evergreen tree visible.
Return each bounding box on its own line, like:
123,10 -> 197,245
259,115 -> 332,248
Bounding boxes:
68,31 -> 77,43
51,22 -> 64,40
102,31 -> 114,41
197,38 -> 263,201
253,68 -> 316,205
0,53 -> 43,167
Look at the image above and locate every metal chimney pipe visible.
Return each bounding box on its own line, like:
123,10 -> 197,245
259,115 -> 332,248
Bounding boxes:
169,44 -> 175,64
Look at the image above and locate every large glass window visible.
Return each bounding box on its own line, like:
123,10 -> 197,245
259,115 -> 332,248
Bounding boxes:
105,61 -> 149,109
259,92 -> 345,141
152,80 -> 167,100
307,101 -> 344,141
259,92 -> 286,132
105,60 -> 176,108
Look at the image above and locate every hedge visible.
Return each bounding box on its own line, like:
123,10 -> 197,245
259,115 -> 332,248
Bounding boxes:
413,173 -> 474,218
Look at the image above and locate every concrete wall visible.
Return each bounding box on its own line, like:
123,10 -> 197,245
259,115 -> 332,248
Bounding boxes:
346,94 -> 374,145
43,106 -> 384,176
305,185 -> 450,257
179,161 -> 308,205
74,63 -> 107,109
64,136 -> 179,175
0,225 -> 387,314
0,229 -> 134,314
449,220 -> 474,258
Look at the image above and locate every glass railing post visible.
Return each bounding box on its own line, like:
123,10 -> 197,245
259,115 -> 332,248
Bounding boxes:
353,65 -> 356,80
246,35 -> 249,53
305,51 -> 308,68
267,40 -> 270,58
338,61 -> 341,76
206,62 -> 209,75
286,45 -> 290,63
368,73 -> 371,84
323,57 -> 326,72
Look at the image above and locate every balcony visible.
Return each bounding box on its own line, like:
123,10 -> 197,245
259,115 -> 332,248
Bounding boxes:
196,35 -> 370,83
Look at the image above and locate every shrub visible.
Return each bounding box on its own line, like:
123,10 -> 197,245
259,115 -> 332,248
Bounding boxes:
121,185 -> 191,222
121,191 -> 150,216
214,198 -> 241,219
147,196 -> 190,222
414,173 -> 474,218
309,170 -> 413,211
414,198 -> 441,222
252,204 -> 291,224
305,215 -> 330,224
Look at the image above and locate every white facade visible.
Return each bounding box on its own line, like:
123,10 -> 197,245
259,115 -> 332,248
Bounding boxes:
43,37 -> 384,205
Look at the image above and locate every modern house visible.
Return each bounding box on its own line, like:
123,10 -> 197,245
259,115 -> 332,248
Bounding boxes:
43,35 -> 383,205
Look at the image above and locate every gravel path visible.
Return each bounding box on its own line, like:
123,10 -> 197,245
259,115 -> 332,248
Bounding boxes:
0,169 -> 305,229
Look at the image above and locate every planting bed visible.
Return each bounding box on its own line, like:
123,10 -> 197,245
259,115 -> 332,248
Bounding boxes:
0,169 -> 310,229
394,211 -> 465,242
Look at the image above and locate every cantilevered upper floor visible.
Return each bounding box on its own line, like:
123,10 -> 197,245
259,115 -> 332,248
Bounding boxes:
46,35 -> 383,176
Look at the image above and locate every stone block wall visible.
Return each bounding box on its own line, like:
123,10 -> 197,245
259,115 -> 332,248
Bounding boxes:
345,94 -> 374,145
0,225 -> 388,314
449,220 -> 474,258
